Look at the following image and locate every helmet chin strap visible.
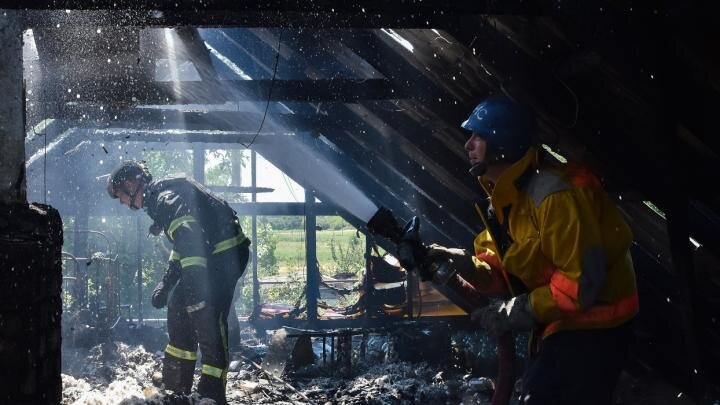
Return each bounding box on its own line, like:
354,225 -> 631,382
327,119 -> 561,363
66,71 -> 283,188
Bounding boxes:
469,146 -> 508,178
469,162 -> 487,177
127,181 -> 144,210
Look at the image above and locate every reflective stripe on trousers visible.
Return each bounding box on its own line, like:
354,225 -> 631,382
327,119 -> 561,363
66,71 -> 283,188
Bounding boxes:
165,344 -> 197,361
202,364 -> 224,378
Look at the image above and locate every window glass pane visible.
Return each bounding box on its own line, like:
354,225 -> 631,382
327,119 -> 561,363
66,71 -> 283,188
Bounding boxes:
251,153 -> 304,203
256,216 -> 306,311
316,216 -> 364,311
205,149 -> 251,203
143,149 -> 194,179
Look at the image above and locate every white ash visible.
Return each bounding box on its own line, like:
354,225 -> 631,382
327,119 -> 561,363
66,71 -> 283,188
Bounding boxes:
61,339 -> 498,404
62,342 -> 162,405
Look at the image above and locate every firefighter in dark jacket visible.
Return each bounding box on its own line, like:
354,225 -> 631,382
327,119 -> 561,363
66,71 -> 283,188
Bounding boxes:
107,161 -> 249,404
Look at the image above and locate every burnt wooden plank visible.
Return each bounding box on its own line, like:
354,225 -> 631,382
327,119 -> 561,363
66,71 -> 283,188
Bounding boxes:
32,78 -> 402,104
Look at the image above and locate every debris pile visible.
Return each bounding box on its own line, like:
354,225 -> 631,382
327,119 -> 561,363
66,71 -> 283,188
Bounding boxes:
61,337 -> 504,404
294,361 -> 496,405
62,342 -> 162,404
224,358 -> 310,404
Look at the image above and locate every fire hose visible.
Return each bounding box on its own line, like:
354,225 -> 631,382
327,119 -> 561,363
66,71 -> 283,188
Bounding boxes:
367,208 -> 516,405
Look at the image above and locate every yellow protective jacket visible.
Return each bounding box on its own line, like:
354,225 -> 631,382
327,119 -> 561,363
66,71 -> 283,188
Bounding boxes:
473,148 -> 638,337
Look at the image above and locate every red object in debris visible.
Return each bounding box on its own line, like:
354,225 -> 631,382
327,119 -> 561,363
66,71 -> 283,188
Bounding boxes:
492,332 -> 516,405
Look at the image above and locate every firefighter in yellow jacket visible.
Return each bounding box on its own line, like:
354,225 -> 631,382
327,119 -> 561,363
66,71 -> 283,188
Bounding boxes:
420,97 -> 638,404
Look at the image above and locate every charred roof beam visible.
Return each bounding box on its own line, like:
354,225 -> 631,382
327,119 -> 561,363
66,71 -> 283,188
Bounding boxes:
78,127 -> 299,146
20,2 -> 555,29
45,107 -> 309,134
174,27 -> 221,83
329,30 -> 483,183
31,78 -> 403,104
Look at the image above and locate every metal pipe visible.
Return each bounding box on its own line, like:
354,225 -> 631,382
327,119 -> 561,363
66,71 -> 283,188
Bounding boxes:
193,145 -> 205,184
323,336 -> 327,364
405,271 -> 414,320
74,209 -> 89,308
364,236 -> 372,323
251,150 -> 260,313
305,189 -> 319,323
360,331 -> 368,362
136,216 -> 143,324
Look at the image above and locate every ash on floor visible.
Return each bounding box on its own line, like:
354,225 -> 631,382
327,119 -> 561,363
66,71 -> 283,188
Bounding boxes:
60,339 -> 497,405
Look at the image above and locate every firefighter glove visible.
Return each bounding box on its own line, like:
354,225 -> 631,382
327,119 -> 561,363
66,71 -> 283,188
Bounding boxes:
471,293 -> 536,336
151,261 -> 182,309
422,244 -> 477,284
397,239 -> 428,278
151,282 -> 170,309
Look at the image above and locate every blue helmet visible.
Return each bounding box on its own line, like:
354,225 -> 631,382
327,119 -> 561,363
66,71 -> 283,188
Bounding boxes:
461,97 -> 537,163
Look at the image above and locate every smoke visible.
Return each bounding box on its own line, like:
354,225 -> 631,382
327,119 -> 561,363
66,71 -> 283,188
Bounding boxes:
253,135 -> 379,223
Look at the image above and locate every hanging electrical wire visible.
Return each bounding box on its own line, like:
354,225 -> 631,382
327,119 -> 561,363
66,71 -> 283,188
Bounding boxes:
551,60 -> 580,129
43,123 -> 47,204
242,28 -> 284,149
281,172 -> 299,202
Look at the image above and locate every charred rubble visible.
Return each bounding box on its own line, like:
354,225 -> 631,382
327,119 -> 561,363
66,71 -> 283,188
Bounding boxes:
59,325 -> 703,405
60,326 -> 511,405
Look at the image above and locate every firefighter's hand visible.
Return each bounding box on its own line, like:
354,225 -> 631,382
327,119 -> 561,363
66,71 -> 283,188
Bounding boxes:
471,294 -> 536,336
151,281 -> 170,309
165,260 -> 181,285
397,239 -> 426,275
419,244 -> 475,284
151,262 -> 182,309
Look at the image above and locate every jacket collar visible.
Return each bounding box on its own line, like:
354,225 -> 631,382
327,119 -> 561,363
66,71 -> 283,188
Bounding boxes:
484,147 -> 539,224
142,181 -> 161,212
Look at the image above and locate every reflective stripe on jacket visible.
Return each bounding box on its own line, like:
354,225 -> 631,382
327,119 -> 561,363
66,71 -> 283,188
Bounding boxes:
144,177 -> 249,306
473,148 -> 638,336
144,177 -> 248,249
